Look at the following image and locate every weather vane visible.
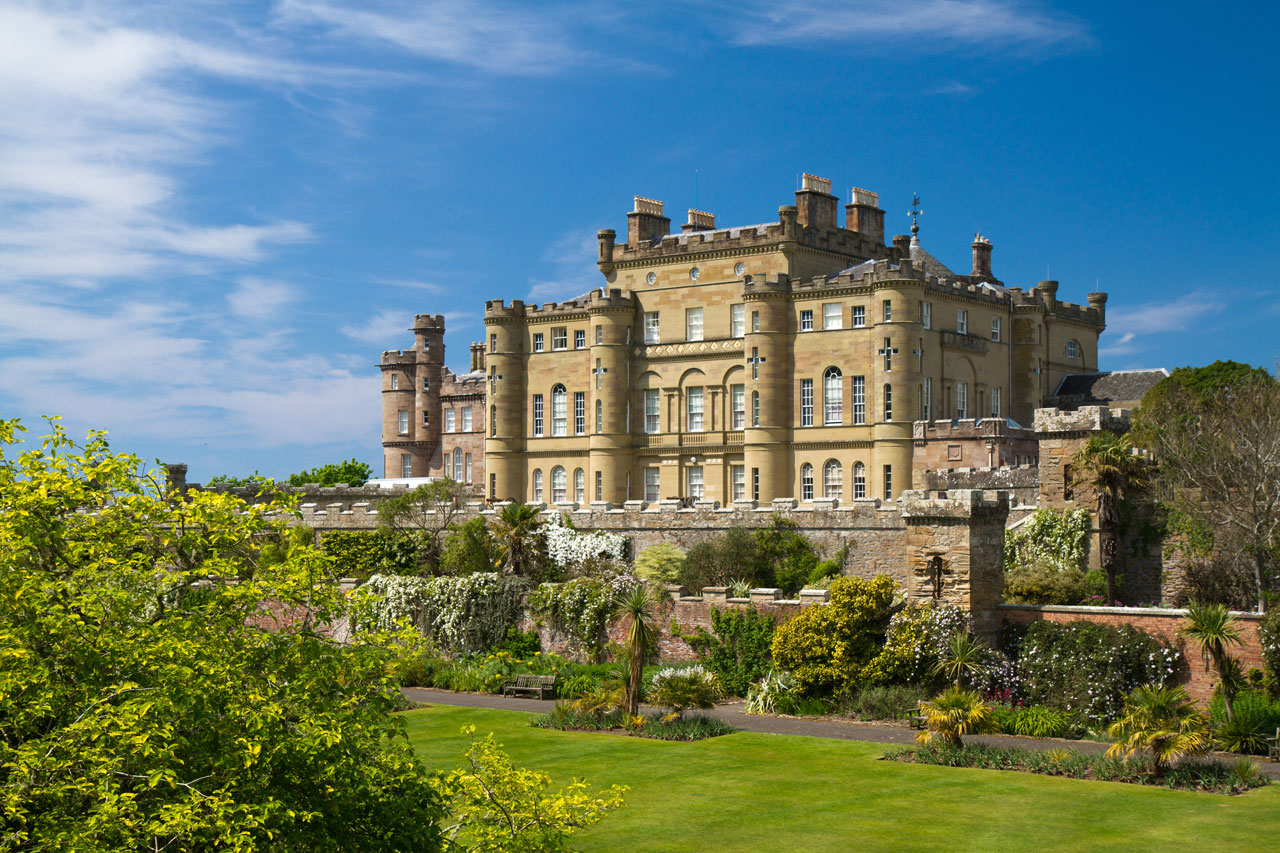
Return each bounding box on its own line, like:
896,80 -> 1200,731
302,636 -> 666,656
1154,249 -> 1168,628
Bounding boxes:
909,193 -> 923,236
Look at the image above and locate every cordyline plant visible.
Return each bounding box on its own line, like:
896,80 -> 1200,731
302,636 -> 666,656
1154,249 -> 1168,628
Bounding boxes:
611,584 -> 666,716
1070,432 -> 1150,605
1180,601 -> 1245,722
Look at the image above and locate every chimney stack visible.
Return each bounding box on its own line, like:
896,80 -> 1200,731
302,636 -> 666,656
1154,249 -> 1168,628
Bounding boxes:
844,187 -> 884,243
971,233 -> 993,278
682,208 -> 716,233
469,342 -> 486,373
892,234 -> 911,257
795,173 -> 837,230
627,196 -> 670,245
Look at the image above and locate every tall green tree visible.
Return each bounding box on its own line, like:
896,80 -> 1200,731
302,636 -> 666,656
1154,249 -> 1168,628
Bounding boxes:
1134,363 -> 1280,611
0,418 -> 445,851
1070,432 -> 1150,605
1180,601 -> 1245,722
491,502 -> 544,577
611,585 -> 665,716
288,458 -> 373,487
378,478 -> 470,574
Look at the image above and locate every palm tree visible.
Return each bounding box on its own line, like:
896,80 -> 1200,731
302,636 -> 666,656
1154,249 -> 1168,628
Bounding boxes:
1107,684 -> 1210,773
917,688 -> 992,748
931,633 -> 989,689
491,502 -> 543,577
1180,601 -> 1245,722
611,584 -> 664,716
1071,432 -> 1150,605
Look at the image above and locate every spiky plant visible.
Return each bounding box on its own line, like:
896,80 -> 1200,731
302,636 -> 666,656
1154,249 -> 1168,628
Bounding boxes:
1180,601 -> 1245,721
1107,684 -> 1210,773
612,584 -> 664,715
491,502 -> 543,576
1070,432 -> 1150,604
931,633 -> 989,690
917,688 -> 993,748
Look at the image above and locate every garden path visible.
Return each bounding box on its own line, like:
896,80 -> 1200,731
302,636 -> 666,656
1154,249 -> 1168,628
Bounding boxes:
402,688 -> 1280,779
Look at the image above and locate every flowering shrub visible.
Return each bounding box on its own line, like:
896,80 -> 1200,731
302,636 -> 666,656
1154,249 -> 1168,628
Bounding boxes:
865,603 -> 969,686
357,572 -> 526,656
648,664 -> 722,719
1004,509 -> 1090,573
1008,620 -> 1182,722
528,573 -> 640,659
745,668 -> 798,715
542,513 -> 629,574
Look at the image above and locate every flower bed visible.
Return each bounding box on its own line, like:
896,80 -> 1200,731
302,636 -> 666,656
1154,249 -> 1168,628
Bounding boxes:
884,743 -> 1268,795
531,707 -> 734,741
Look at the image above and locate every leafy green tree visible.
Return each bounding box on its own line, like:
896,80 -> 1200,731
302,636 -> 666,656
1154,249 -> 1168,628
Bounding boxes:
611,585 -> 665,716
1134,364 -> 1280,611
378,478 -> 471,574
754,515 -> 819,594
1181,601 -> 1245,722
1107,684 -> 1210,772
916,688 -> 993,748
633,543 -> 687,584
491,502 -> 545,578
0,418 -> 445,851
440,516 -> 505,575
1070,433 -> 1150,605
288,457 -> 373,487
932,634 -> 989,690
430,724 -> 626,851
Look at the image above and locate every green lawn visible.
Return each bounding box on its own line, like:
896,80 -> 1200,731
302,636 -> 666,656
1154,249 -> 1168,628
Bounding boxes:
403,705 -> 1280,852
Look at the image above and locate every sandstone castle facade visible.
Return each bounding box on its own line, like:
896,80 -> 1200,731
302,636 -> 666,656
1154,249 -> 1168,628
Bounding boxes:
384,173 -> 1108,504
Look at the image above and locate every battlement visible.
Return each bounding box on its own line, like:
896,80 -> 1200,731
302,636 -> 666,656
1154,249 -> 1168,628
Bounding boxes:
1033,405 -> 1131,434
484,299 -> 527,320
912,417 -> 1035,441
412,313 -> 446,332
380,349 -> 419,365
486,289 -> 636,324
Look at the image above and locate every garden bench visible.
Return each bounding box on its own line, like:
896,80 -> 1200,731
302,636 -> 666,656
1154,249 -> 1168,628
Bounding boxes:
1268,728 -> 1279,762
501,674 -> 557,700
907,704 -> 927,730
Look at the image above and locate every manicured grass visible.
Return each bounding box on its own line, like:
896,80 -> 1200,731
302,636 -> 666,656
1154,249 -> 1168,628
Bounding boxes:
403,705 -> 1280,852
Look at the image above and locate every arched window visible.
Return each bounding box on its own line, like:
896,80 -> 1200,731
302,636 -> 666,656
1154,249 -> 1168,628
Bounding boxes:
490,405 -> 496,437
532,469 -> 543,503
823,460 -> 842,500
853,462 -> 866,499
452,448 -> 463,481
574,468 -> 586,504
883,383 -> 892,421
595,398 -> 603,433
551,466 -> 567,503
823,367 -> 842,425
800,463 -> 814,501
551,384 -> 567,436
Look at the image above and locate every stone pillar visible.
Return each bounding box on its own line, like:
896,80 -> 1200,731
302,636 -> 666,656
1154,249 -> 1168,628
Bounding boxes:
484,300 -> 528,501
743,276 -> 792,501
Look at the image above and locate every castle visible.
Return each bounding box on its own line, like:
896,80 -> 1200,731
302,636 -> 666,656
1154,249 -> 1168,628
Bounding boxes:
383,173 -> 1112,504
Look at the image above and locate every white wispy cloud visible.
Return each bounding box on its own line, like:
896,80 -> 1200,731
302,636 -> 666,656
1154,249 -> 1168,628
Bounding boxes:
526,229 -> 600,302
728,0 -> 1090,53
228,277 -> 298,319
342,308 -> 417,344
1101,290 -> 1222,358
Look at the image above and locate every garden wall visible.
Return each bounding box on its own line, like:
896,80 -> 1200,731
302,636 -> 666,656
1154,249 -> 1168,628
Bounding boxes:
998,603 -> 1268,704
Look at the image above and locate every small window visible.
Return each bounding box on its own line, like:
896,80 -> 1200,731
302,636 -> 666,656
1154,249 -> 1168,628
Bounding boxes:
595,398 -> 603,434
823,303 -> 842,330
800,378 -> 813,427
686,387 -> 704,432
751,311 -> 760,333
574,329 -> 586,349
883,383 -> 892,421
551,385 -> 567,436
574,468 -> 586,503
423,410 -> 429,426
957,309 -> 968,335
824,367 -> 843,425
731,465 -> 745,501
574,392 -> 586,435
882,299 -> 892,322
752,468 -> 760,501
422,376 -> 429,391
883,465 -> 893,500
991,317 -> 1001,342
851,375 -> 865,425
751,391 -> 759,426
823,460 -> 843,500
490,405 -> 497,437
687,466 -> 704,499
731,384 -> 745,430
595,325 -> 603,345
397,410 -> 408,434
686,308 -> 703,341
490,333 -> 498,351
461,407 -> 472,431
731,304 -> 745,338
921,302 -> 931,329
1067,339 -> 1079,358
400,453 -> 412,478
644,467 -> 660,502
853,461 -> 866,499
445,409 -> 455,433
921,377 -> 932,421
595,470 -> 603,502
551,466 -> 567,503
644,312 -> 660,343
800,309 -> 813,331
851,305 -> 865,328
956,382 -> 967,419
390,374 -> 399,390
992,385 -> 1001,418
551,327 -> 567,350
532,394 -> 544,436
452,448 -> 463,481
489,472 -> 496,500
533,332 -> 544,352
532,469 -> 543,503
644,388 -> 660,433
800,463 -> 814,501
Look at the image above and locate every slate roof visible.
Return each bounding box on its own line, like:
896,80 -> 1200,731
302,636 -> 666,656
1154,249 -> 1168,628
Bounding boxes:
909,239 -> 957,280
1052,369 -> 1169,405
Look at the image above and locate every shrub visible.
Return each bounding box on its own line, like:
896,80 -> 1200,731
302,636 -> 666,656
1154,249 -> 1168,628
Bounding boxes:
1259,607 -> 1280,689
1210,690 -> 1280,754
686,606 -> 777,696
357,572 -> 528,655
648,665 -> 722,720
438,516 -> 504,575
634,543 -> 687,584
1004,508 -> 1090,573
532,707 -> 733,740
493,626 -> 542,658
1003,558 -> 1089,605
529,575 -> 639,660
846,684 -> 929,721
771,575 -> 899,696
1011,705 -> 1071,738
755,516 -> 819,595
1008,620 -> 1182,722
917,688 -> 993,747
865,603 -> 971,688
321,529 -> 420,577
809,552 -> 845,586
1108,684 -> 1210,772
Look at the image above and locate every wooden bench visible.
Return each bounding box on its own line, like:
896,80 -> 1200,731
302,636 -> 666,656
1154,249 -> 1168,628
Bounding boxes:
502,674 -> 557,700
907,704 -> 928,730
1267,727 -> 1279,762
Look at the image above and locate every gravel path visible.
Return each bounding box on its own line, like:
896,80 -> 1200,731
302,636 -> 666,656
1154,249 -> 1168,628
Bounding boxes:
402,687 -> 1280,778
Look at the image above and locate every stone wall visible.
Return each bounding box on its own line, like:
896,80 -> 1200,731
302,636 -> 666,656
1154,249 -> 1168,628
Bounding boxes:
999,604 -> 1268,704
919,464 -> 1039,508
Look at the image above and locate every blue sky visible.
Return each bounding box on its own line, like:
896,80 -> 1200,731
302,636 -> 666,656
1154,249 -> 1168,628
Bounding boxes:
0,0 -> 1276,481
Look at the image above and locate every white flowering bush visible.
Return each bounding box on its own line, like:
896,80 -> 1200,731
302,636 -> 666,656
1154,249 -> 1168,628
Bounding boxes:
865,603 -> 970,686
1004,509 -> 1090,573
357,572 -> 526,656
648,664 -> 721,719
745,668 -> 797,715
1010,620 -> 1182,722
542,513 -> 629,575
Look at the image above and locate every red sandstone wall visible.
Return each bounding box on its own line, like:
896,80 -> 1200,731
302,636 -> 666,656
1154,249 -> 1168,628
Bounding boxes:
999,605 -> 1267,705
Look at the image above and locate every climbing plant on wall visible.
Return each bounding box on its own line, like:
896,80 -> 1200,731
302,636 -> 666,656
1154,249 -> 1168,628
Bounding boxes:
357,572 -> 526,656
1003,508 -> 1090,573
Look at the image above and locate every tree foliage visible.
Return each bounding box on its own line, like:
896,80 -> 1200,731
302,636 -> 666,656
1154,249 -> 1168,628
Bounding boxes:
287,458 -> 373,487
1071,433 -> 1151,604
378,479 -> 471,575
0,418 -> 445,852
1134,363 -> 1280,611
686,606 -> 778,697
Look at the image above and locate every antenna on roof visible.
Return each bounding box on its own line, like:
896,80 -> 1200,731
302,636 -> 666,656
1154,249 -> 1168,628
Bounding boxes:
694,169 -> 699,209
